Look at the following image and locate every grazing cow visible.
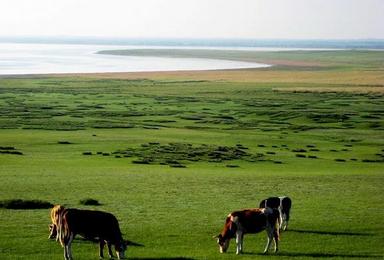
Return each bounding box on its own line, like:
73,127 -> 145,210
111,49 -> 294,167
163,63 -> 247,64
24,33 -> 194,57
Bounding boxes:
52,206 -> 128,260
259,196 -> 292,231
215,208 -> 280,255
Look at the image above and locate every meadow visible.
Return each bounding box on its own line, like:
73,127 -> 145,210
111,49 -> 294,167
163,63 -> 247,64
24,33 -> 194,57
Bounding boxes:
0,50 -> 383,259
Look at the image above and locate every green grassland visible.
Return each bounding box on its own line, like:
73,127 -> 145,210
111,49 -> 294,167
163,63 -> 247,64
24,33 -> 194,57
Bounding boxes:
0,50 -> 383,259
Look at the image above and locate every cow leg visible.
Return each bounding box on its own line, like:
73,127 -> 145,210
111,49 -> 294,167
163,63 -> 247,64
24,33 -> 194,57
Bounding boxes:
99,240 -> 105,259
273,229 -> 279,253
67,233 -> 74,260
263,228 -> 273,254
64,246 -> 68,260
283,220 -> 288,231
235,231 -> 243,254
282,213 -> 288,231
106,242 -> 114,258
283,211 -> 290,231
63,240 -> 69,259
64,233 -> 74,260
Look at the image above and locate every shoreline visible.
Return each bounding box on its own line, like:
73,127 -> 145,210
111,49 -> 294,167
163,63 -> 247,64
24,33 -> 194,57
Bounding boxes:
0,67 -> 269,78
0,49 -> 383,90
3,44 -> 383,77
0,43 -> 272,76
2,46 -> 384,78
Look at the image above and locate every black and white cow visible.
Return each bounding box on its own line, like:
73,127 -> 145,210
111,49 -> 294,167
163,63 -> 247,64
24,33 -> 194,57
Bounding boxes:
259,196 -> 292,231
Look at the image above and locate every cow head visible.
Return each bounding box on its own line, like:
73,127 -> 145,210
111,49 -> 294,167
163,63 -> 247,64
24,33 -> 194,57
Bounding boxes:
48,224 -> 57,239
215,214 -> 237,253
115,240 -> 128,259
216,234 -> 230,253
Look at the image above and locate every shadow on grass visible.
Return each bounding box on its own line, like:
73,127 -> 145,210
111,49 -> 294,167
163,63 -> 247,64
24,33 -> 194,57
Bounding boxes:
69,238 -> 144,247
276,252 -> 382,258
241,252 -> 382,258
0,199 -> 53,209
288,228 -> 375,236
128,258 -> 195,260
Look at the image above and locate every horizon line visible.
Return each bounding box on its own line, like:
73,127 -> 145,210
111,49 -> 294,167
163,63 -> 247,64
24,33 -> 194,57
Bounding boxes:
1,35 -> 384,41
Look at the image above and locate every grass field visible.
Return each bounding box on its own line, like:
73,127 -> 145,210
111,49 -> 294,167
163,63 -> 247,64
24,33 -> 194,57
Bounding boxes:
0,50 -> 383,259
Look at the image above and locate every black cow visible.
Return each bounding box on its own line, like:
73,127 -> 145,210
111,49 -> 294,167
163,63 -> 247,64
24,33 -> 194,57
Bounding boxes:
55,207 -> 127,259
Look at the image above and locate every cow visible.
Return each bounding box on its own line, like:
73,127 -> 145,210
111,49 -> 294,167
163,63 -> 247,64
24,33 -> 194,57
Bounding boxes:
51,206 -> 128,260
215,208 -> 280,255
259,196 -> 292,231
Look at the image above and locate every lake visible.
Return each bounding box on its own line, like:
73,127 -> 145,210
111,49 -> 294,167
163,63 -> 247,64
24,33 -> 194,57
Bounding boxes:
0,43 -> 271,75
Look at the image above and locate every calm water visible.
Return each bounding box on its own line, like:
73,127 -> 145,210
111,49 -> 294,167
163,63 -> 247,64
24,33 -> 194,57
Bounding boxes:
0,43 -> 271,75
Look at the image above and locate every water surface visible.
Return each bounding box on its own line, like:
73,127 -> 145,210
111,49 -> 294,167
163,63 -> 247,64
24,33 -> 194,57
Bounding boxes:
0,43 -> 270,75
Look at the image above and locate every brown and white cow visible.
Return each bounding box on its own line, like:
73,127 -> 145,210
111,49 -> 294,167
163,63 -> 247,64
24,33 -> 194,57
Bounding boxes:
51,206 -> 128,260
259,196 -> 292,231
215,208 -> 280,255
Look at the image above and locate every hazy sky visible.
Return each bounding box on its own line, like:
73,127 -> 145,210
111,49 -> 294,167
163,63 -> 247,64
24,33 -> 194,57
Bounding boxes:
1,0 -> 383,39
